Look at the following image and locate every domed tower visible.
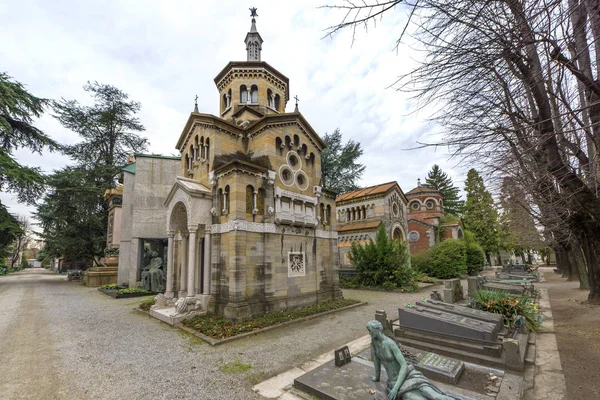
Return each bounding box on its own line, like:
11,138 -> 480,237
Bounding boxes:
406,179 -> 444,221
214,9 -> 289,119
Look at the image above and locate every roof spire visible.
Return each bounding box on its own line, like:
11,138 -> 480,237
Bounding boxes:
245,7 -> 263,61
193,94 -> 199,113
294,95 -> 299,112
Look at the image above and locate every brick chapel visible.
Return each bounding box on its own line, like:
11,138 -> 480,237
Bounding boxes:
154,11 -> 342,321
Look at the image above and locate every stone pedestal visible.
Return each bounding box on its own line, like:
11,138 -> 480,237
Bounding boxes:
82,255 -> 119,287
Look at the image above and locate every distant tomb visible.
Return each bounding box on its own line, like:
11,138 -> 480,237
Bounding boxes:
395,300 -> 530,371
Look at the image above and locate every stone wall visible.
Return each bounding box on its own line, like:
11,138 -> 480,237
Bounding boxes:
117,156 -> 180,286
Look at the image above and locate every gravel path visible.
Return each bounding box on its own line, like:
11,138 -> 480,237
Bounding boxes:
0,268 -> 441,400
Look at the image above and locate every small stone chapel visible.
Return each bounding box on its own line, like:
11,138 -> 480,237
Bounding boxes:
154,11 -> 342,321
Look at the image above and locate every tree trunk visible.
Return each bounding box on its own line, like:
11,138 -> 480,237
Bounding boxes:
577,222 -> 600,303
571,239 -> 590,289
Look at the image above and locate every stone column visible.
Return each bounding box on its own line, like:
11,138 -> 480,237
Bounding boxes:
165,231 -> 175,297
203,229 -> 211,295
179,231 -> 188,297
187,226 -> 197,296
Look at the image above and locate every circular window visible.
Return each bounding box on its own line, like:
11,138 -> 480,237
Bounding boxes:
426,200 -> 435,209
411,201 -> 420,210
286,151 -> 302,171
408,231 -> 420,242
279,165 -> 294,186
392,203 -> 399,216
295,170 -> 309,190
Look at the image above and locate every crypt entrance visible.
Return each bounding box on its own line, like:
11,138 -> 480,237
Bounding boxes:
150,177 -> 213,324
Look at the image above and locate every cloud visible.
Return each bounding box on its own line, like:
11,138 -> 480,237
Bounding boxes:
0,0 -> 466,224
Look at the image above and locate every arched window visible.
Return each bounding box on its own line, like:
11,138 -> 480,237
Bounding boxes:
246,185 -> 255,214
267,89 -> 273,108
285,135 -> 292,148
222,185 -> 230,215
227,89 -> 232,108
346,209 -> 350,222
362,205 -> 367,219
200,136 -> 205,159
240,85 -> 248,103
276,137 -> 283,155
222,94 -> 227,110
257,189 -> 265,215
301,144 -> 308,156
275,94 -> 280,111
184,154 -> 190,176
293,134 -> 300,148
320,203 -> 325,224
326,205 -> 331,226
217,188 -> 223,216
309,153 -> 315,167
251,85 -> 258,103
194,136 -> 199,160
205,138 -> 210,161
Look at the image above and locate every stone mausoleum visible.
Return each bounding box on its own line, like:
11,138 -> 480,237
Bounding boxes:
120,13 -> 342,322
336,182 -> 409,271
406,180 -> 464,254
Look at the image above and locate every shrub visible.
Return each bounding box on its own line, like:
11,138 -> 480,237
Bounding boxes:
465,242 -> 485,276
116,287 -> 151,295
470,290 -> 541,332
427,239 -> 467,279
410,252 -> 430,273
349,225 -> 418,291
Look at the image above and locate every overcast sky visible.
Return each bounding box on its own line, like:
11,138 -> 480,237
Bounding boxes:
1,0 -> 464,224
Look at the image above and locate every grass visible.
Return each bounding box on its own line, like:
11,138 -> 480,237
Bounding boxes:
139,297 -> 156,311
219,360 -> 252,374
182,299 -> 360,339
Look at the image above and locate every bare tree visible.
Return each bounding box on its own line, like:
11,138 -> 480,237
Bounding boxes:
324,0 -> 600,301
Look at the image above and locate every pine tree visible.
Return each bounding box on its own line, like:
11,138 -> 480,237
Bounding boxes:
463,169 -> 499,263
498,177 -> 544,257
424,164 -> 464,216
0,72 -> 60,203
38,82 -> 147,265
321,128 -> 365,194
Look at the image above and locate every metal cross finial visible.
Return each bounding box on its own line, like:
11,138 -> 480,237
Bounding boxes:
194,95 -> 198,105
193,95 -> 199,113
250,7 -> 258,18
294,95 -> 300,112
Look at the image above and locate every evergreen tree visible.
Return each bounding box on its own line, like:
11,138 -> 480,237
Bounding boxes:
38,82 -> 147,265
53,81 -> 148,187
424,164 -> 463,216
463,169 -> 499,263
321,128 -> 365,194
498,177 -> 545,258
0,72 -> 60,203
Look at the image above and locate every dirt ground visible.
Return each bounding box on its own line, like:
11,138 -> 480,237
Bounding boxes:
545,271 -> 600,399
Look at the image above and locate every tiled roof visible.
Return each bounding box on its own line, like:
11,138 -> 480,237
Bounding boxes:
336,182 -> 398,202
406,185 -> 441,195
337,220 -> 382,233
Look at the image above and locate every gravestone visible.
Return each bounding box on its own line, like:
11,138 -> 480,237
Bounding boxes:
415,300 -> 503,333
481,281 -> 527,296
415,351 -> 465,384
334,346 -> 351,367
442,278 -> 463,303
399,306 -> 498,342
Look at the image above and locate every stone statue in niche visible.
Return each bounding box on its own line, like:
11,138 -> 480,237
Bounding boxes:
367,320 -> 461,400
141,251 -> 166,293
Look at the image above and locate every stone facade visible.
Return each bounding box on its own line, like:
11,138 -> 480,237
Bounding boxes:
117,155 -> 180,285
336,182 -> 409,270
151,15 -> 342,321
406,183 -> 464,254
